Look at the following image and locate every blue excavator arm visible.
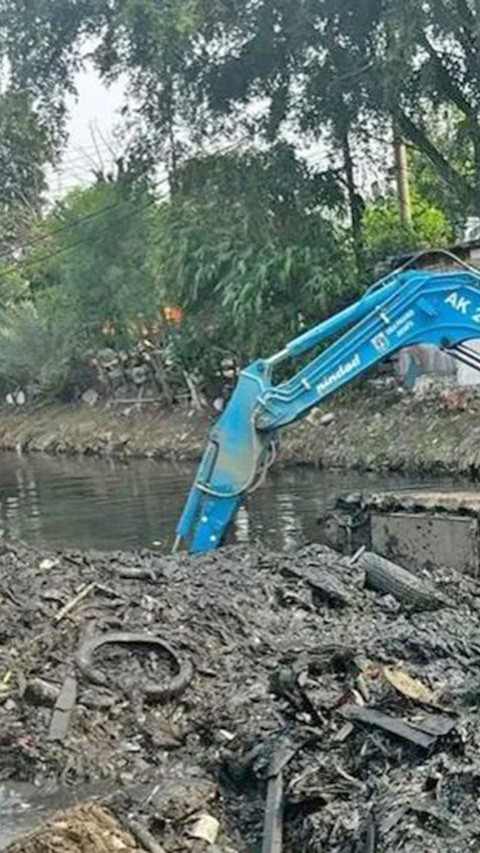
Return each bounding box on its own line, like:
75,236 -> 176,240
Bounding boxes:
175,260 -> 480,553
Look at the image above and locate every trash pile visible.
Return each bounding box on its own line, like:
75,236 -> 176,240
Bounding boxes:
1,538 -> 480,850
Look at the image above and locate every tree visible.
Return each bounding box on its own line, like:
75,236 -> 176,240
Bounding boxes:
37,178 -> 160,343
6,0 -> 480,222
363,187 -> 452,266
152,146 -> 355,376
0,90 -> 54,253
0,0 -> 95,144
92,0 -> 480,217
358,1 -> 480,214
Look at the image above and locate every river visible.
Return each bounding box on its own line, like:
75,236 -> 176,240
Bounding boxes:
0,452 -> 465,552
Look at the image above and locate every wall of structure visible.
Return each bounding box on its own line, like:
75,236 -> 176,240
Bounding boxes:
388,244 -> 480,388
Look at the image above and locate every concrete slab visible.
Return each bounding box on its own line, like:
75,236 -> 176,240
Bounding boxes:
319,489 -> 480,577
367,489 -> 480,516
371,511 -> 479,576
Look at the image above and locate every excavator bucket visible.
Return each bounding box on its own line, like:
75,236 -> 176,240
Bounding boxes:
174,361 -> 272,553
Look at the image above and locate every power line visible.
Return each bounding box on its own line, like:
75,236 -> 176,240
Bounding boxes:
54,143 -> 128,172
0,135 -> 248,281
7,135 -> 247,262
10,182 -> 165,259
1,140 -> 124,177
0,195 -> 161,281
4,138 -> 329,274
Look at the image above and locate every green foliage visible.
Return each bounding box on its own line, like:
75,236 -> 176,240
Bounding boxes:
3,0 -> 480,216
0,89 -> 54,253
0,91 -> 51,209
0,178 -> 167,400
408,107 -> 475,235
4,0 -> 480,400
0,297 -> 83,398
41,179 -> 161,344
152,147 -> 355,371
0,0 -> 93,142
363,189 -> 452,265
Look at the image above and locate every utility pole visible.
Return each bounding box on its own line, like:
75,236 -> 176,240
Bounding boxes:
393,131 -> 412,224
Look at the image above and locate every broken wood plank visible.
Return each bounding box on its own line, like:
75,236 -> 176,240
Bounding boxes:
47,673 -> 77,742
262,770 -> 283,853
341,705 -> 438,750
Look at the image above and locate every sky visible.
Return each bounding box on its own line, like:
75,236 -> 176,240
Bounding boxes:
47,65 -> 126,199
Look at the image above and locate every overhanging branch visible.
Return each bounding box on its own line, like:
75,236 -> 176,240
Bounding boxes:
394,108 -> 474,207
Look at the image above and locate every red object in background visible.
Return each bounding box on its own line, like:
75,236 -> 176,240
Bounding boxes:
163,306 -> 184,325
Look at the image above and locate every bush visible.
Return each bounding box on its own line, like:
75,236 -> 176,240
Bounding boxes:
363,189 -> 452,267
0,298 -> 85,400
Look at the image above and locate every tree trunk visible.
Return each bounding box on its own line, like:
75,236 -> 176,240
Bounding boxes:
393,132 -> 412,224
395,108 -> 474,209
342,131 -> 365,280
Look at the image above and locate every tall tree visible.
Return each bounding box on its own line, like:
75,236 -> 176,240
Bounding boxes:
5,0 -> 480,228
0,0 -> 94,143
0,90 -> 54,252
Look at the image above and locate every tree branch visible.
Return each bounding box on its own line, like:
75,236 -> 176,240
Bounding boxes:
394,108 -> 474,207
434,0 -> 479,78
421,34 -> 477,122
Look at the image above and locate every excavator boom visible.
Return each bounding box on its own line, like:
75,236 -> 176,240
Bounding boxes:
175,258 -> 480,553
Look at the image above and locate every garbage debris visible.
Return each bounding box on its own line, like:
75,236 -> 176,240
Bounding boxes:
262,769 -> 283,853
382,665 -> 437,705
54,582 -> 96,623
340,705 -> 455,750
4,802 -> 140,852
188,812 -> 220,844
47,672 -> 77,742
75,631 -> 194,701
261,744 -> 297,853
0,539 -> 480,850
359,551 -> 447,610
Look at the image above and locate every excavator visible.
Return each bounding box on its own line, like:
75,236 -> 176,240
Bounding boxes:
174,250 -> 480,554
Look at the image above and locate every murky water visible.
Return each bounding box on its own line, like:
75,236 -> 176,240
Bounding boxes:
0,452 -> 465,552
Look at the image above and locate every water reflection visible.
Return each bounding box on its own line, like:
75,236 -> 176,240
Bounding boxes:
0,453 -> 464,553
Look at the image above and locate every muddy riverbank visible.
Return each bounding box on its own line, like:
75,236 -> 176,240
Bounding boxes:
2,538 -> 480,851
1,381 -> 480,475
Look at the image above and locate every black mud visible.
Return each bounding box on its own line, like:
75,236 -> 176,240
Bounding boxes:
1,540 -> 480,850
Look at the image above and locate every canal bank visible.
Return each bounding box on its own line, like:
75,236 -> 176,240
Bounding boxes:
0,382 -> 480,475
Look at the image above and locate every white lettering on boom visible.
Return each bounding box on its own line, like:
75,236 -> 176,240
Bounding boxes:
316,354 -> 361,397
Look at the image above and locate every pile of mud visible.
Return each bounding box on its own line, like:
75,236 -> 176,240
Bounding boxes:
0,538 -> 480,850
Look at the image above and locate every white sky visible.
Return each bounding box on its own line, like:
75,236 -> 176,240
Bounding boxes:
47,65 -> 126,199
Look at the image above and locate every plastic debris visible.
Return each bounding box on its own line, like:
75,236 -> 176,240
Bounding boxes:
39,558 -> 58,572
383,665 -> 437,705
188,813 -> 220,845
1,669 -> 12,694
341,704 -> 456,750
